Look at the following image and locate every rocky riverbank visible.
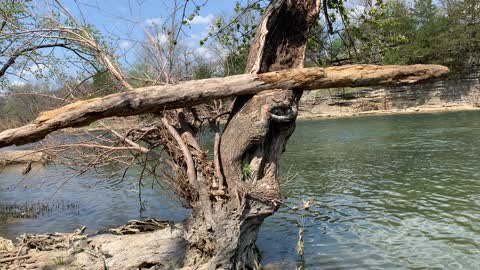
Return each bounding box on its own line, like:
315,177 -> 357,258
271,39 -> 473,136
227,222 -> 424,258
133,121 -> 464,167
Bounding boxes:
299,104 -> 480,120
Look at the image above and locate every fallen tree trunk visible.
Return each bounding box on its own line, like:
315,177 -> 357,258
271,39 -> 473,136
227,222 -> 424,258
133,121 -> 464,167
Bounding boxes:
0,150 -> 49,164
0,64 -> 448,148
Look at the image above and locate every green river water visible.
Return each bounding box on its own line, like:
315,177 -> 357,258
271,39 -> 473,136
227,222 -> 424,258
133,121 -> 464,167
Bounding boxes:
1,111 -> 480,269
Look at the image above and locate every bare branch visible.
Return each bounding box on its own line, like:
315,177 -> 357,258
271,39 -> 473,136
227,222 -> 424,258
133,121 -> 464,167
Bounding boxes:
0,43 -> 70,78
98,121 -> 150,153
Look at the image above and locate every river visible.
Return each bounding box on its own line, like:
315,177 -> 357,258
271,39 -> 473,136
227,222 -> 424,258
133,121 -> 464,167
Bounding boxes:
1,111 -> 480,269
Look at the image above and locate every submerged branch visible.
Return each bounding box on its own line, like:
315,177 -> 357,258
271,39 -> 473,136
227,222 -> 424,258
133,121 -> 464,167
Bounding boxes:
0,64 -> 448,148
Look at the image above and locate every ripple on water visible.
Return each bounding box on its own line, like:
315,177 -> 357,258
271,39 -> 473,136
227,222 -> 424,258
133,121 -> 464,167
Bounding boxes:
260,111 -> 480,269
1,111 -> 480,269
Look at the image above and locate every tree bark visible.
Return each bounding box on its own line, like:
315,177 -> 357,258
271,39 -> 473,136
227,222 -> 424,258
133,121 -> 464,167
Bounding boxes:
0,64 -> 447,148
183,1 -> 323,269
0,1 -> 450,269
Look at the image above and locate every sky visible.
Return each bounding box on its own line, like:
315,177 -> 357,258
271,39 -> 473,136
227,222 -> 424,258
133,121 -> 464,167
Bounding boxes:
5,0 -> 446,87
59,0 -> 444,64
3,0 -> 244,88
61,0 -> 242,64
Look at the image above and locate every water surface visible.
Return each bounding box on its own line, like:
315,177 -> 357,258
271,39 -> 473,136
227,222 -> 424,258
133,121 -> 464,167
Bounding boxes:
1,111 -> 480,269
259,111 -> 480,269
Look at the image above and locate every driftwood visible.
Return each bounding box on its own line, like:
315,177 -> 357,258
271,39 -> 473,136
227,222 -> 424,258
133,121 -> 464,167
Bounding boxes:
0,224 -> 185,270
0,255 -> 31,264
109,218 -> 170,235
0,64 -> 448,148
0,150 -> 49,164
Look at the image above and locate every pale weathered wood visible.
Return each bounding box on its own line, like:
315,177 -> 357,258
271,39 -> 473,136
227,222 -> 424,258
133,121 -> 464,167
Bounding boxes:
0,255 -> 31,263
0,64 -> 448,148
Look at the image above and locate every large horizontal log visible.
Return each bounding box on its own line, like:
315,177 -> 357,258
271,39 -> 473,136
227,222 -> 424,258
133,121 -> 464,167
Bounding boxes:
0,64 -> 448,148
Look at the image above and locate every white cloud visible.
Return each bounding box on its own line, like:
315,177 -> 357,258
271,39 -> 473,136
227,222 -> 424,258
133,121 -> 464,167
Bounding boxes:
194,47 -> 215,60
157,33 -> 168,44
189,33 -> 199,40
119,40 -> 130,49
190,14 -> 214,25
200,31 -> 210,39
188,31 -> 209,42
145,17 -> 162,26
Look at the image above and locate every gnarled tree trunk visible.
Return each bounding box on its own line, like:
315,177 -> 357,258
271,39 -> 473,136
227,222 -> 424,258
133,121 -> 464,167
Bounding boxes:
0,1 -> 449,269
182,1 -> 321,269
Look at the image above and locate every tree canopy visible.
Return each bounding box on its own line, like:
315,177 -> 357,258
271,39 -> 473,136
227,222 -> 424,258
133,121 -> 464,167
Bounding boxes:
308,0 -> 480,75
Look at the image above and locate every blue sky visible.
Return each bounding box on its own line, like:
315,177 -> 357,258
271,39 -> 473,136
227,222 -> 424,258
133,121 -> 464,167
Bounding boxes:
60,0 -> 242,63
64,0 -> 236,37
62,0 -> 443,62
4,0 -> 242,87
6,0 -> 445,87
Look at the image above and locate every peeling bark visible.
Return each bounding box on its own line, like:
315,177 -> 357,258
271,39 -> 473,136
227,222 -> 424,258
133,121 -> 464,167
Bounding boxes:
182,1 -> 326,269
205,1 -> 323,268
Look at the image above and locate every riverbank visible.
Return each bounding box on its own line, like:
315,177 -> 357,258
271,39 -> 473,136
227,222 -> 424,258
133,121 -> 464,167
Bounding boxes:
298,104 -> 480,120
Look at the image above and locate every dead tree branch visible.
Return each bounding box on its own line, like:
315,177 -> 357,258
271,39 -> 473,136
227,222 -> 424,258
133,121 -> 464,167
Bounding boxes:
0,64 -> 448,148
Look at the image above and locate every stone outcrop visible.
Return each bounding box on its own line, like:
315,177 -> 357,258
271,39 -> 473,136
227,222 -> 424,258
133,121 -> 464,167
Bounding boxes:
0,150 -> 50,165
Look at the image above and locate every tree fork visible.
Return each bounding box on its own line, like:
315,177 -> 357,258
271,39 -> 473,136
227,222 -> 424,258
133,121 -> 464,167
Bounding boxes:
213,1 -> 323,268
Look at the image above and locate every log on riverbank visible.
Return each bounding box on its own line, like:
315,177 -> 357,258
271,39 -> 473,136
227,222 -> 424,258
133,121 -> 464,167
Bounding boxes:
0,220 -> 186,270
0,150 -> 50,165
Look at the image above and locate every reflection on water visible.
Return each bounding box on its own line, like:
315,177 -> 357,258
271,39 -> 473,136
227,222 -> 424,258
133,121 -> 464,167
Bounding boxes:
1,111 -> 480,269
0,163 -> 190,238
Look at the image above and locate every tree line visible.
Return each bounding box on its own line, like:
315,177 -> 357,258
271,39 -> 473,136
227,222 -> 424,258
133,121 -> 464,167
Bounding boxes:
307,0 -> 479,74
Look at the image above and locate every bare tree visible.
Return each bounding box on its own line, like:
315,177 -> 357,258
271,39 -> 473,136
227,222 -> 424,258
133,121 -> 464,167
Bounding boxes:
0,0 -> 449,269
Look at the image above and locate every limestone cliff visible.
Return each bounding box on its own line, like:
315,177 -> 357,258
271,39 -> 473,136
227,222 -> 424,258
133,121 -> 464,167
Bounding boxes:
300,66 -> 480,118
